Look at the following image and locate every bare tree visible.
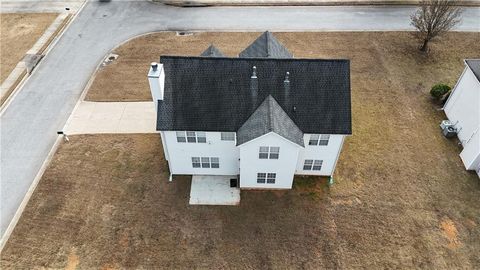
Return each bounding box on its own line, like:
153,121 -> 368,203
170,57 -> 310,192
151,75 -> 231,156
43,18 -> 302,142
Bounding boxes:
410,0 -> 463,52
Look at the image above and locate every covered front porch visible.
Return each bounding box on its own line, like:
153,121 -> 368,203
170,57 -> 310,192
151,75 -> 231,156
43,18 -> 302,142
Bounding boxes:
189,175 -> 241,205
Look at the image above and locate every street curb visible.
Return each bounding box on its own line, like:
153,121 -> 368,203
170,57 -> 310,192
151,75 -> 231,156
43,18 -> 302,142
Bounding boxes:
0,136 -> 62,253
159,0 -> 480,6
0,0 -> 88,249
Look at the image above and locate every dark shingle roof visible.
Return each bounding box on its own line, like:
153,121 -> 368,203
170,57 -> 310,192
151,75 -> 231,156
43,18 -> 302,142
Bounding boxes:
466,59 -> 480,82
237,95 -> 304,146
200,45 -> 225,57
157,56 -> 351,135
239,31 -> 293,58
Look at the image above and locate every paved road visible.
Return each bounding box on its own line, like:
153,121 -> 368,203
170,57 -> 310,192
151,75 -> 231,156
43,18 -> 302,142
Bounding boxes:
1,0 -> 479,240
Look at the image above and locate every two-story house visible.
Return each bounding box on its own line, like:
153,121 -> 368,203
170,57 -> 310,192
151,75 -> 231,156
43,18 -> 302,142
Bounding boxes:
147,32 -> 351,189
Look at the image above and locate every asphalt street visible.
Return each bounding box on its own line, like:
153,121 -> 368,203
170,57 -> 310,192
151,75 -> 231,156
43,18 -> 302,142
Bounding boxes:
1,0 -> 479,242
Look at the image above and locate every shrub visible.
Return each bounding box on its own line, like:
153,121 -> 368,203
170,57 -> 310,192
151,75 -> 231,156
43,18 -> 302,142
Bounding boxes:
430,83 -> 451,99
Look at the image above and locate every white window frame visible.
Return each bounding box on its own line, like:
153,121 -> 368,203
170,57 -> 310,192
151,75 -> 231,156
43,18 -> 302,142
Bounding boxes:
259,146 -> 280,159
257,173 -> 276,184
192,157 -> 220,169
308,134 -> 330,146
303,159 -> 323,171
176,131 -> 186,143
221,132 -> 235,141
192,157 -> 201,168
257,173 -> 266,183
259,146 -> 269,159
178,131 -> 206,143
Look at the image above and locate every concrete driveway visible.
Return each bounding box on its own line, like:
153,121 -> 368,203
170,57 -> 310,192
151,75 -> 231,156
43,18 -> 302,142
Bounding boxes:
1,0 -> 479,244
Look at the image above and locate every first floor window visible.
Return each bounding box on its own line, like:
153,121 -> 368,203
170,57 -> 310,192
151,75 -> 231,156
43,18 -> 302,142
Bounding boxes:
192,157 -> 201,168
176,131 -> 186,142
257,173 -> 266,183
211,157 -> 219,168
257,173 -> 276,184
201,157 -> 210,168
303,159 -> 323,171
267,173 -> 276,183
192,157 -> 220,169
221,132 -> 235,141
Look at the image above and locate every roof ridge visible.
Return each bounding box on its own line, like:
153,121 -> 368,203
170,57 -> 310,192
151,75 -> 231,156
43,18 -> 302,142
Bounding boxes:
267,95 -> 273,131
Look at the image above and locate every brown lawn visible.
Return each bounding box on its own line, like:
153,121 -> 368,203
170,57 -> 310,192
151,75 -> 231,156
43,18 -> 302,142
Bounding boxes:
0,13 -> 58,84
2,32 -> 480,269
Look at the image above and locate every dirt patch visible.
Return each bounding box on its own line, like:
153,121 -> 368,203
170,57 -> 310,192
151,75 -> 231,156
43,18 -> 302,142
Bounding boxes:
441,218 -> 461,249
0,13 -> 58,84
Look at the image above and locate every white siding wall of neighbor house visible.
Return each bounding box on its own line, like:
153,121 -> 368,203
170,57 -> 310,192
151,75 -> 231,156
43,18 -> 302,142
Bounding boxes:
162,131 -> 239,175
239,132 -> 300,189
296,134 -> 345,176
444,66 -> 480,171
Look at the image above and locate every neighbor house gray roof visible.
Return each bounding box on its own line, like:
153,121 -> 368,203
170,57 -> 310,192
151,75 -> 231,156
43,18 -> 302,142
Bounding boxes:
236,95 -> 304,146
239,31 -> 293,58
200,45 -> 225,57
466,59 -> 480,82
156,56 -> 351,136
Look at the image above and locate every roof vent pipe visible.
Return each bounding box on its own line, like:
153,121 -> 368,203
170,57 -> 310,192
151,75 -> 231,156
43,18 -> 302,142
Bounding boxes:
250,66 -> 258,107
284,71 -> 291,109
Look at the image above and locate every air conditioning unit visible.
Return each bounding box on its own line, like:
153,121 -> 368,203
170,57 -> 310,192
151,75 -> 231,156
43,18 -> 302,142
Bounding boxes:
440,120 -> 454,130
440,120 -> 457,138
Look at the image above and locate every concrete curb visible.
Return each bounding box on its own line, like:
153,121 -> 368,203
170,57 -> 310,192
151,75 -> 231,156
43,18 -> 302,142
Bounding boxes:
159,0 -> 480,6
0,135 -> 63,252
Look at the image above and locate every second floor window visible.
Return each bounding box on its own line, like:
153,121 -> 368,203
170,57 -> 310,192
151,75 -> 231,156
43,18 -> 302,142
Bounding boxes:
221,132 -> 235,141
259,146 -> 280,159
177,131 -> 206,143
308,134 -> 330,146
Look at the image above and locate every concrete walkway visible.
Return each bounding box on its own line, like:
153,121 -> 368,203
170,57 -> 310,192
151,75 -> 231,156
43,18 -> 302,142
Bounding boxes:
64,101 -> 156,134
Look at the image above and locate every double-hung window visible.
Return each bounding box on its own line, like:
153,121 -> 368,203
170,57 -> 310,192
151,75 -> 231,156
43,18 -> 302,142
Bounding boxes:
192,157 -> 201,168
257,173 -> 276,184
221,132 -> 235,141
259,146 -> 280,159
192,157 -> 220,168
177,131 -> 206,143
303,159 -> 323,171
308,134 -> 330,146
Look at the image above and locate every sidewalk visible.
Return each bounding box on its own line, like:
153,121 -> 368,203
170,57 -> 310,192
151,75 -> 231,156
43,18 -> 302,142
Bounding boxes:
64,101 -> 157,134
160,0 -> 480,6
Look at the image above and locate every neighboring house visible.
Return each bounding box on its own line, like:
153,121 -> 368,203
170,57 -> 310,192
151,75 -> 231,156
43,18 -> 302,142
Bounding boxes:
148,32 -> 351,189
443,59 -> 480,177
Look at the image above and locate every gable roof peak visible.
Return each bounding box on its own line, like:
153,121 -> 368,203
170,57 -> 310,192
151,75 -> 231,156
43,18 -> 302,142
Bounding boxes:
239,31 -> 293,59
200,44 -> 225,57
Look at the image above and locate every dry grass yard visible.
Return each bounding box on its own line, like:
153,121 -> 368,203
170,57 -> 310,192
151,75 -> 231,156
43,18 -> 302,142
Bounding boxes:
0,13 -> 58,83
2,32 -> 480,269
